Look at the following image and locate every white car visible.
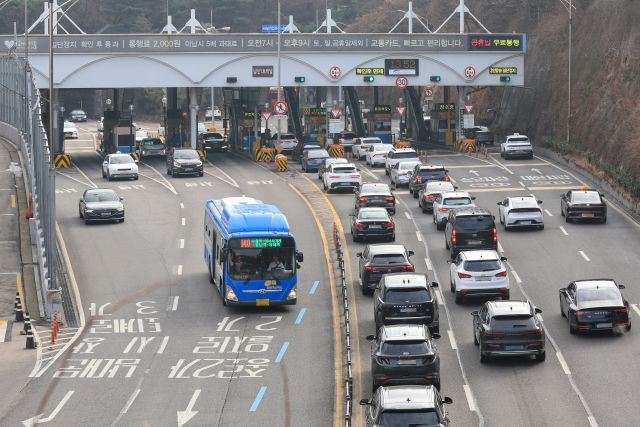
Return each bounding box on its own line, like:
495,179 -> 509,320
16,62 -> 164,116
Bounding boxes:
384,148 -> 418,175
365,144 -> 392,167
272,133 -> 298,154
418,181 -> 457,213
63,121 -> 78,139
500,133 -> 533,160
102,153 -> 139,181
448,250 -> 510,303
389,160 -> 421,187
497,196 -> 544,230
322,163 -> 362,192
318,157 -> 348,180
97,117 -> 104,132
432,191 -> 476,230
135,130 -> 148,143
352,137 -> 383,159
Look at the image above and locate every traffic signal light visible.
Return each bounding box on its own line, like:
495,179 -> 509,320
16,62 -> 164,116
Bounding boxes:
430,75 -> 441,82
363,76 -> 374,83
226,77 -> 237,83
500,76 -> 511,82
294,76 -> 306,83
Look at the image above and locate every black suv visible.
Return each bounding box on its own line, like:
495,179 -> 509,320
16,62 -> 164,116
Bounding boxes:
356,183 -> 396,215
367,324 -> 441,391
373,273 -> 439,334
357,245 -> 415,295
197,132 -> 228,152
472,300 -> 545,363
408,165 -> 450,198
167,148 -> 204,177
444,208 -> 497,259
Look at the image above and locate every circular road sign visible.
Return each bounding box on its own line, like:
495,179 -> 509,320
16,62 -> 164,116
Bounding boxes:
464,66 -> 476,79
329,66 -> 342,80
274,101 -> 288,115
424,88 -> 434,97
395,76 -> 409,89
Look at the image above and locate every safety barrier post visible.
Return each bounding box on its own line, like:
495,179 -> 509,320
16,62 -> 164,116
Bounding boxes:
275,154 -> 288,172
14,292 -> 24,322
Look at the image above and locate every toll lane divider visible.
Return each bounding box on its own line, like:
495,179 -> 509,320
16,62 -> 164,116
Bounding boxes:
333,223 -> 353,427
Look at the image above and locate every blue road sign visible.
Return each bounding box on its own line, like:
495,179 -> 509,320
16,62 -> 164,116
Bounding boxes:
261,24 -> 287,33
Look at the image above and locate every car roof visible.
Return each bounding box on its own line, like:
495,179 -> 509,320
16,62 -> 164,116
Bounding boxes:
418,164 -> 446,170
361,137 -> 381,141
569,189 -> 600,196
358,207 -> 389,215
368,244 -> 407,255
85,188 -> 116,194
506,133 -> 529,139
372,144 -> 391,149
453,207 -> 492,216
379,386 -> 437,410
110,153 -> 132,157
332,163 -> 356,168
507,196 -> 539,208
487,300 -> 532,316
398,160 -> 421,168
391,147 -> 417,152
361,183 -> 391,192
383,273 -> 428,288
174,148 -> 196,152
381,324 -> 429,342
326,158 -> 348,164
460,250 -> 501,261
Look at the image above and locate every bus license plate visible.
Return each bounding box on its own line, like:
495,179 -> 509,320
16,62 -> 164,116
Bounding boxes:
256,299 -> 270,306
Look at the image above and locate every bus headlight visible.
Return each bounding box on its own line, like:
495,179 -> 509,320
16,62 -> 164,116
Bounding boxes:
286,286 -> 297,300
225,287 -> 238,302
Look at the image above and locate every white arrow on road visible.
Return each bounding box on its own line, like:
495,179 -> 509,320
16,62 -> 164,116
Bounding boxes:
177,389 -> 201,427
22,390 -> 74,426
469,170 -> 479,176
531,168 -> 542,174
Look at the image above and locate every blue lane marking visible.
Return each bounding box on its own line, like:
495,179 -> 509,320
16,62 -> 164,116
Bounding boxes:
274,341 -> 289,363
249,386 -> 267,412
309,280 -> 320,295
294,308 -> 307,325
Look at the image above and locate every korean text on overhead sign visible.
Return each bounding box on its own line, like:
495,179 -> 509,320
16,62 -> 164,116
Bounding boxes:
356,68 -> 385,75
489,66 -> 518,74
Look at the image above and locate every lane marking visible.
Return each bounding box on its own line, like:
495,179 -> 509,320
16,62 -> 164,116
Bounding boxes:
179,239 -> 185,249
631,304 -> 640,318
205,160 -> 240,188
460,187 -> 525,193
139,161 -> 177,195
497,242 -> 504,254
359,165 -> 379,181
445,164 -> 502,169
309,280 -> 320,295
463,384 -> 477,412
488,154 -> 514,175
447,330 -> 458,350
588,416 -> 599,427
560,226 -> 569,236
157,336 -> 169,354
511,270 -> 522,284
249,386 -> 267,412
180,203 -> 185,209
545,209 -> 554,217
56,170 -> 95,188
177,265 -> 183,275
274,341 -> 289,363
424,257 -> 433,271
181,217 -> 186,226
72,163 -> 99,188
404,211 -> 411,219
415,230 -> 422,242
120,388 -> 141,414
527,185 -> 579,191
0,320 -> 7,343
10,194 -> 16,208
434,288 -> 444,306
579,250 -> 590,262
294,308 -> 307,325
171,296 -> 179,311
556,351 -> 571,375
519,181 -> 526,188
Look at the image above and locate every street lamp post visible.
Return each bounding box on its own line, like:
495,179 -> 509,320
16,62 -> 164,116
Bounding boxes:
48,0 -> 54,164
276,0 -> 282,148
129,104 -> 134,154
567,0 -> 572,145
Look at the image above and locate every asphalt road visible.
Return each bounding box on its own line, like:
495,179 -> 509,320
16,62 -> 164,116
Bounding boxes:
3,122 -> 639,426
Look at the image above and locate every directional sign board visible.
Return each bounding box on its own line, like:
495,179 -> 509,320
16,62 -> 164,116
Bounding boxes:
396,107 -> 406,116
395,76 -> 408,89
274,101 -> 288,115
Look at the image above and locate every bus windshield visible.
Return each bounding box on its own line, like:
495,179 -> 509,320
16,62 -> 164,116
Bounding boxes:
228,237 -> 296,281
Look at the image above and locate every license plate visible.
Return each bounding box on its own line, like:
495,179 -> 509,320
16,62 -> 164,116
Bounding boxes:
120,171 -> 129,175
504,345 -> 525,351
476,276 -> 492,281
369,225 -> 382,229
255,299 -> 270,306
582,213 -> 595,218
520,221 -> 531,225
596,322 -> 612,328
400,308 -> 417,313
467,240 -> 481,245
397,359 -> 417,365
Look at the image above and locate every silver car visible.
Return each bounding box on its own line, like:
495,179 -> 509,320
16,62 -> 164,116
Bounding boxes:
140,138 -> 166,158
432,191 -> 476,230
497,196 -> 544,230
390,160 -> 421,187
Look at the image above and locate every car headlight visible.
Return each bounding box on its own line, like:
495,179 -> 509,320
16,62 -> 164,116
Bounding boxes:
286,286 -> 297,300
173,162 -> 180,167
196,161 -> 203,167
161,149 -> 166,155
116,207 -> 124,212
225,287 -> 238,302
85,209 -> 94,213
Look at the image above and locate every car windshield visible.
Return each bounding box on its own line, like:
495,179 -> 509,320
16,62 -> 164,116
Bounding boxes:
280,134 -> 295,139
571,192 -> 601,204
464,260 -> 501,272
174,150 -> 199,159
385,288 -> 430,303
308,150 -> 329,159
373,145 -> 390,151
420,170 -> 447,180
361,185 -> 391,195
71,110 -> 84,114
110,156 -> 134,164
359,210 -> 389,220
394,152 -> 418,159
228,237 -> 296,281
455,216 -> 494,231
203,133 -> 223,139
143,139 -> 163,146
333,167 -> 357,174
381,340 -> 430,356
378,410 -> 440,426
443,197 -> 472,206
576,287 -> 621,304
327,159 -> 348,166
371,254 -> 406,265
84,191 -> 118,202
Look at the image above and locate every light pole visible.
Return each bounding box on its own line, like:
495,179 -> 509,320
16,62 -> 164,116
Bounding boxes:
48,0 -> 54,164
276,0 -> 282,148
567,0 -> 572,145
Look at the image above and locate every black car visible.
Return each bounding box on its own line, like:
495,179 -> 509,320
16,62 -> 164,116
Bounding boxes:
367,324 -> 441,391
475,130 -> 495,146
167,148 -> 204,177
444,208 -> 497,259
373,273 -> 440,334
292,143 -> 321,162
559,279 -> 631,334
360,385 -> 452,427
79,188 -> 124,224
408,165 -> 450,198
350,207 -> 395,242
357,244 -> 415,295
356,183 -> 396,215
560,188 -> 607,223
198,132 -> 228,152
472,300 -> 545,363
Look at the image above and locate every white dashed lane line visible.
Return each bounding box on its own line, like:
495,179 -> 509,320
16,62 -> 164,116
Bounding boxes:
447,330 -> 458,350
177,265 -> 183,275
415,230 -> 422,242
424,257 -> 433,271
180,202 -> 185,209
497,242 -> 504,254
579,250 -> 591,262
181,217 -> 186,226
463,384 -> 477,412
556,351 -> 572,375
545,209 -> 554,217
511,270 -> 522,284
559,226 -> 569,236
179,239 -> 185,249
404,211 -> 411,220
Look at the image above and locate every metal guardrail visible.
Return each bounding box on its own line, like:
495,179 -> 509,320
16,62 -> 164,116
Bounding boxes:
333,223 -> 353,427
0,55 -> 58,318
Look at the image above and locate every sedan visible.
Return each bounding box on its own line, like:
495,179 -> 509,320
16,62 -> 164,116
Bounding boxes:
357,244 -> 415,295
559,279 -> 631,334
448,250 -> 509,303
498,196 -> 544,230
63,121 -> 78,139
102,153 -> 139,181
140,138 -> 166,158
350,207 -> 394,242
79,188 -> 124,224
355,183 -> 396,215
561,188 -> 607,223
301,149 -> 330,172
353,137 -> 383,160
390,160 -> 421,187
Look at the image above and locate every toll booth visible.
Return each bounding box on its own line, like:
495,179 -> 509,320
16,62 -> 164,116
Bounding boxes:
114,120 -> 136,154
239,111 -> 260,153
430,103 -> 457,145
366,105 -> 392,144
100,110 -> 120,153
166,109 -> 188,148
302,107 -> 327,144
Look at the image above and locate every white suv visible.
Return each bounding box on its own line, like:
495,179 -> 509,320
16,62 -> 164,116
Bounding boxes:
448,250 -> 509,303
500,133 -> 533,160
102,153 -> 139,181
384,148 -> 418,175
366,144 -> 393,167
432,191 -> 476,230
497,196 -> 544,230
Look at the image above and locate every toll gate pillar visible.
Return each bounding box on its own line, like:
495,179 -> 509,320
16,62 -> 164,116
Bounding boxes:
189,87 -> 198,149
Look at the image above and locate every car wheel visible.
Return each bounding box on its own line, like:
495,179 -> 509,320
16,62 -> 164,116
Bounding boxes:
167,168 -> 172,176
536,351 -> 546,362
385,168 -> 389,176
504,224 -> 510,231
199,171 -> 204,177
362,283 -> 372,296
436,222 -> 445,231
450,247 -> 456,260
102,169 -> 106,178
352,234 -> 358,243
569,320 -> 577,334
422,206 -> 428,214
434,381 -> 441,391
450,277 -> 455,293
389,233 -> 395,242
499,214 -> 504,224
480,346 -> 490,363
538,224 -> 545,230
84,218 -> 90,225
626,322 -> 631,332
389,209 -> 395,215
565,215 -> 571,223
560,207 -> 565,216
601,217 -> 607,224
134,175 -> 139,180
107,172 -> 112,181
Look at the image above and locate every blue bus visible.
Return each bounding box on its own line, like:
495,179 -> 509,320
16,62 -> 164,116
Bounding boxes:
204,197 -> 304,306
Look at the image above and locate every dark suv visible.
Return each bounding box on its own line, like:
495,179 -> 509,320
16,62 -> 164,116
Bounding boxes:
367,324 -> 441,391
408,165 -> 450,198
472,300 -> 545,363
357,245 -> 415,295
167,148 -> 204,177
373,273 -> 439,334
444,208 -> 497,259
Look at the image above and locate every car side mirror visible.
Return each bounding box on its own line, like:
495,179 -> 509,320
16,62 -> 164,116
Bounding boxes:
537,200 -> 543,204
431,332 -> 441,339
471,196 -> 476,200
103,161 -> 108,164
535,307 -> 543,314
359,399 -> 371,406
471,311 -> 479,316
599,193 -> 605,198
492,215 -> 496,220
431,282 -> 439,288
296,251 -> 304,263
497,202 -> 502,206
453,186 -> 459,190
559,288 -> 566,293
356,252 -> 362,258
365,334 -> 375,341
119,197 -> 124,201
618,284 -> 625,289
500,256 -> 507,261
408,250 -> 415,256
443,397 -> 453,405
79,198 -> 83,203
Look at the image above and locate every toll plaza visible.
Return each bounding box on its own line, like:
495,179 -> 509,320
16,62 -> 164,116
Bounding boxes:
367,105 -> 393,144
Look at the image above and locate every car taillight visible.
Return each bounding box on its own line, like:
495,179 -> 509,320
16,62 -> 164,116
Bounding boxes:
330,175 -> 339,179
523,329 -> 543,337
495,271 -> 508,277
484,331 -> 505,338
615,308 -> 629,314
444,176 -> 450,181
385,196 -> 394,202
355,223 -> 367,229
416,177 -> 422,183
359,196 -> 368,201
457,272 -> 472,279
382,222 -> 393,228
438,207 -> 449,212
350,175 -> 360,178
575,311 -> 587,316
364,266 -> 375,271
493,227 -> 498,243
425,194 -> 434,199
451,229 -> 457,244
405,265 -> 415,272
